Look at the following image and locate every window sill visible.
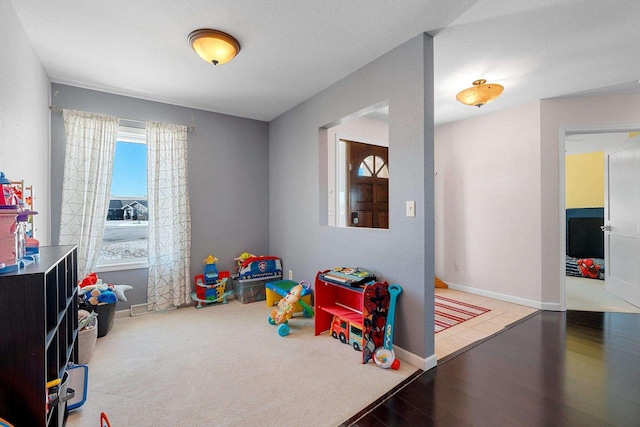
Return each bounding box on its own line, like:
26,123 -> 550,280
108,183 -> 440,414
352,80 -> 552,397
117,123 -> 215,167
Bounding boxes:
95,260 -> 149,273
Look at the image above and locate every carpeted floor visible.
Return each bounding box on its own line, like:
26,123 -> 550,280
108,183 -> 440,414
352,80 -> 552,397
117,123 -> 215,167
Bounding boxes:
565,275 -> 640,312
67,299 -> 418,427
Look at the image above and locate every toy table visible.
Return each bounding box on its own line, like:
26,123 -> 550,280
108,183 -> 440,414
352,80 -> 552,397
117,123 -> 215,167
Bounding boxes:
265,279 -> 313,315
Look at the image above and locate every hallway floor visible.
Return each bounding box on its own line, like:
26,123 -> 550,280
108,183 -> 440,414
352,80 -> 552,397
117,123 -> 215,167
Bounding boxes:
434,288 -> 538,360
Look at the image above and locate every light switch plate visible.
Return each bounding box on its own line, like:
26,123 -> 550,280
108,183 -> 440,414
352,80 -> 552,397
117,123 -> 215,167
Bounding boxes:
406,200 -> 416,217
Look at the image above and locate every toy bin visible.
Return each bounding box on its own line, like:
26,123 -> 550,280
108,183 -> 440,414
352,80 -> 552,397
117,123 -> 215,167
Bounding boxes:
78,316 -> 98,364
83,303 -> 115,337
233,275 -> 282,304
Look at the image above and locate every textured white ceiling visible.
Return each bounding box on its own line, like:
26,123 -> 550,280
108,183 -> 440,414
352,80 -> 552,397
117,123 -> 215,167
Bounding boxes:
10,0 -> 640,125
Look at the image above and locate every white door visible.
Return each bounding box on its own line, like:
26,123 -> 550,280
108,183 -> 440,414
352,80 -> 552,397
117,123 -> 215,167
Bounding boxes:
604,136 -> 640,307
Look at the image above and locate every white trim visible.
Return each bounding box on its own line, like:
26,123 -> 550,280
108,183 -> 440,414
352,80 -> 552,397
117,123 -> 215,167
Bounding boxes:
117,125 -> 146,143
95,260 -> 149,273
393,345 -> 437,371
445,281 -> 559,310
559,127 -> 567,312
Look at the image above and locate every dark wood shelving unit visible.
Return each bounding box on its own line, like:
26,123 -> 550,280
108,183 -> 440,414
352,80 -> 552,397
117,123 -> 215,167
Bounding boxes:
0,245 -> 78,426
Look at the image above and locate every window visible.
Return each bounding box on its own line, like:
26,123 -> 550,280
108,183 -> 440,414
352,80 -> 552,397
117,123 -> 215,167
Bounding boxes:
96,126 -> 148,270
358,155 -> 388,178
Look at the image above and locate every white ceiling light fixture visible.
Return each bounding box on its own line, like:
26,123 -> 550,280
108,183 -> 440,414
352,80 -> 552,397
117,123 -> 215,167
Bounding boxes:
188,29 -> 241,65
456,79 -> 504,107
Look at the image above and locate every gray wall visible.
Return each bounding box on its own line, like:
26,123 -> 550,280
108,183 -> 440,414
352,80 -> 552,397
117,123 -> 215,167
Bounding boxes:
50,83 -> 270,309
0,1 -> 51,245
269,34 -> 435,359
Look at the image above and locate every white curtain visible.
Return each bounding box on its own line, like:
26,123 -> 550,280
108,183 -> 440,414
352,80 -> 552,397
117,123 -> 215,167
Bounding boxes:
146,121 -> 191,310
59,110 -> 118,276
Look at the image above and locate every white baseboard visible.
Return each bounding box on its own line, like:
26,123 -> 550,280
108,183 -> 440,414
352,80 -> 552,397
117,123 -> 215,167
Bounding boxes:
445,282 -> 560,311
393,345 -> 437,371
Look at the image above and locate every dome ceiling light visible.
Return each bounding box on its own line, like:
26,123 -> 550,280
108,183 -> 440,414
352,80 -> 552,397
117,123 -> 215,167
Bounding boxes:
456,79 -> 504,107
188,29 -> 240,66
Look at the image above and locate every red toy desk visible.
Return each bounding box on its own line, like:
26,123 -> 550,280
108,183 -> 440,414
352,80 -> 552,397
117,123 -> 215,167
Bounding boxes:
314,271 -> 390,363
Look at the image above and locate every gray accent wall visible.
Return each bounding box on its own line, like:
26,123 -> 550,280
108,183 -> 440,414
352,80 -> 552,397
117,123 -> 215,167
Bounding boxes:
269,34 -> 435,359
50,83 -> 270,309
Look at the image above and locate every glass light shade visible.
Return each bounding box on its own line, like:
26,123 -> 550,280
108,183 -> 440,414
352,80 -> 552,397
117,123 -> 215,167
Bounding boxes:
189,29 -> 240,65
456,79 -> 504,107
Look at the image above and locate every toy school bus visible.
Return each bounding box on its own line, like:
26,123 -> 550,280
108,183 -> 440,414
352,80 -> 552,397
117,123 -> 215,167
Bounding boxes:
330,315 -> 364,351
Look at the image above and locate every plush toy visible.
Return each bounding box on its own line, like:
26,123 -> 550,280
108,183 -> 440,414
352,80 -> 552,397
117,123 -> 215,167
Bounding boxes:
97,289 -> 117,304
79,272 -> 98,288
577,258 -> 602,279
85,288 -> 101,305
234,251 -> 255,269
79,272 -> 128,305
270,284 -> 305,326
110,284 -> 133,302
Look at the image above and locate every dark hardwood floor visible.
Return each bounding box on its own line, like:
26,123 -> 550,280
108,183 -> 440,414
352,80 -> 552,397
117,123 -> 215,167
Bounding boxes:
343,310 -> 640,426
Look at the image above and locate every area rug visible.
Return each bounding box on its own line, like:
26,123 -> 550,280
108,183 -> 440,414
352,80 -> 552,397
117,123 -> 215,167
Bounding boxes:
435,295 -> 491,333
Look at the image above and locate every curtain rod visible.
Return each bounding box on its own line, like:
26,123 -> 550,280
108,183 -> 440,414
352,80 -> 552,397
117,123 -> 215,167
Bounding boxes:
49,105 -> 195,132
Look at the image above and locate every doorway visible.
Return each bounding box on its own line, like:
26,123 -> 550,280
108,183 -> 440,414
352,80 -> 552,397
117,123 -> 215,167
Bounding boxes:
561,128 -> 640,312
345,140 -> 389,228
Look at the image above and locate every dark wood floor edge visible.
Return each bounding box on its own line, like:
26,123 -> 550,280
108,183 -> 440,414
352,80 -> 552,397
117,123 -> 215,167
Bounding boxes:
437,309 -> 542,364
339,310 -> 542,426
340,368 -> 425,426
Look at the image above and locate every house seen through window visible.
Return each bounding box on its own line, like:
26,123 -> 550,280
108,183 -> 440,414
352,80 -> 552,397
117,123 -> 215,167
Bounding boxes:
96,126 -> 148,269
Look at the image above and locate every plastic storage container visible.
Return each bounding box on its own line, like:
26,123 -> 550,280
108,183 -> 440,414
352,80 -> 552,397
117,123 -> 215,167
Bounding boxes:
233,275 -> 282,304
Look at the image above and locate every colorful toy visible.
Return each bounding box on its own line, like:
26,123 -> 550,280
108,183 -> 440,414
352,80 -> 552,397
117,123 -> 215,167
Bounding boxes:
77,272 -> 131,304
330,315 -> 364,351
237,255 -> 282,280
268,281 -> 313,336
373,284 -> 402,369
234,251 -> 255,269
361,282 -> 390,364
191,255 -> 234,308
265,279 -> 313,315
577,258 -> 602,279
203,254 -> 219,283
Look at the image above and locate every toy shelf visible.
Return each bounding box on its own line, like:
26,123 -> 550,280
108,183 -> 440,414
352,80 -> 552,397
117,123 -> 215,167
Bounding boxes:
314,273 -> 364,336
314,271 -> 390,363
318,303 -> 362,327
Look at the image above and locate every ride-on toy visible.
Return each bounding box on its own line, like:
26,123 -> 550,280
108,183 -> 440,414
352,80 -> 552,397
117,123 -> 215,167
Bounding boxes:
268,281 -> 314,336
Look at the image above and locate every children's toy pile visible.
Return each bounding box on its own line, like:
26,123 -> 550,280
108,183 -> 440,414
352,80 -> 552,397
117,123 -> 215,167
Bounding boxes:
0,171 -> 38,273
78,272 -> 133,337
233,252 -> 282,304
77,272 -> 133,305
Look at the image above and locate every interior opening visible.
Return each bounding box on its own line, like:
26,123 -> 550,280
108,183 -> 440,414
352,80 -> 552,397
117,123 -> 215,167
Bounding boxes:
320,101 -> 389,229
562,129 -> 640,312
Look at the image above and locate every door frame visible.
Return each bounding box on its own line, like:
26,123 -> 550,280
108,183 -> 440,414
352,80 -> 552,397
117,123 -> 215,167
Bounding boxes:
558,124 -> 640,311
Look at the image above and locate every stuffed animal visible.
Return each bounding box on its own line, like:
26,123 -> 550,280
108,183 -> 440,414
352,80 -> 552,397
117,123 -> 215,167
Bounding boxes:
270,284 -> 304,326
79,272 -> 98,288
78,272 -> 132,303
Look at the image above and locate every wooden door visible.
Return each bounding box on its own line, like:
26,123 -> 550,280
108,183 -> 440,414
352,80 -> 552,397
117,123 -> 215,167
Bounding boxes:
347,140 -> 389,229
